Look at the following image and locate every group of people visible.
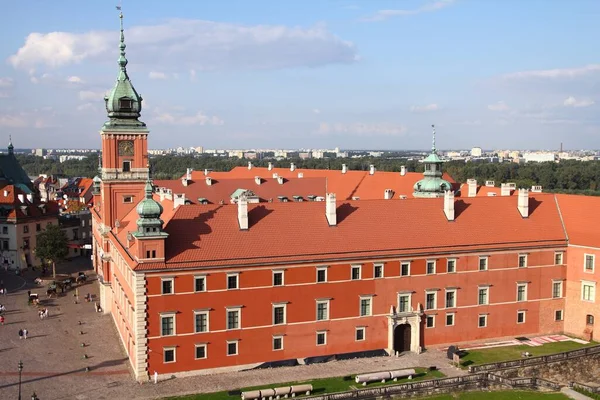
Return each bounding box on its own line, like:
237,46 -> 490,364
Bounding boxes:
18,328 -> 29,339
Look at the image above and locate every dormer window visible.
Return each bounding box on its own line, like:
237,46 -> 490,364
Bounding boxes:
119,98 -> 133,111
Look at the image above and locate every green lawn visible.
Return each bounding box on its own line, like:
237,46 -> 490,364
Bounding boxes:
459,340 -> 597,368
165,367 -> 445,400
422,390 -> 569,400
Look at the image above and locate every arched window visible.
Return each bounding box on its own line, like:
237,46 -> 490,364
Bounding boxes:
587,314 -> 595,325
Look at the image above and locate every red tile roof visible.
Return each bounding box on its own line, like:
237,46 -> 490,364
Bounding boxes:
0,183 -> 59,220
555,194 -> 600,248
133,193 -> 567,271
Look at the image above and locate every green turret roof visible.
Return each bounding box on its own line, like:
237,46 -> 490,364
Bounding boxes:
413,124 -> 453,198
133,180 -> 167,237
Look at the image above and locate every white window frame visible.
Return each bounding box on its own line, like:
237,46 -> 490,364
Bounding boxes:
355,326 -> 366,341
400,261 -> 411,277
478,286 -> 489,305
194,310 -> 210,333
227,273 -> 239,290
272,303 -> 287,325
447,258 -> 457,273
554,252 -> 564,265
426,314 -> 435,328
555,310 -> 563,321
351,264 -> 362,280
398,293 -> 412,313
123,195 -> 133,204
194,275 -> 207,293
518,254 -> 528,268
272,270 -> 285,287
517,283 -> 528,302
479,256 -> 488,271
584,254 -> 595,273
226,307 -> 242,330
226,340 -> 239,356
445,312 -> 455,327
552,280 -> 563,299
160,313 -> 176,337
425,290 -> 437,310
359,295 -> 373,317
163,346 -> 176,363
517,310 -> 526,324
478,314 -> 488,328
316,267 -> 328,283
161,277 -> 174,295
273,335 -> 284,351
195,343 -> 207,360
426,260 -> 436,275
373,263 -> 384,279
316,299 -> 330,321
445,289 -> 457,309
582,281 -> 596,302
316,331 -> 327,346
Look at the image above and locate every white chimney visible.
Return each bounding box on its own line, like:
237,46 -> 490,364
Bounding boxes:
298,172 -> 304,179
248,161 -> 252,170
238,194 -> 248,230
518,188 -> 529,218
186,168 -> 193,180
272,173 -> 279,179
400,166 -> 406,176
500,183 -> 511,196
531,185 -> 543,193
277,176 -> 284,185
181,177 -> 189,187
342,164 -> 348,174
174,193 -> 186,207
268,162 -> 273,171
467,179 -> 477,197
206,177 -> 213,186
369,165 -> 376,175
204,168 -> 210,176
384,189 -> 394,200
325,193 -> 337,226
444,190 -> 455,221
290,163 -> 296,172
255,176 -> 262,185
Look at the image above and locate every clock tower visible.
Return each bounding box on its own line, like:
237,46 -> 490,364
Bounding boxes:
99,10 -> 150,228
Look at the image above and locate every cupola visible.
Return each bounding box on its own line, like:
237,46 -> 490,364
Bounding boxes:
413,124 -> 453,198
133,180 -> 167,237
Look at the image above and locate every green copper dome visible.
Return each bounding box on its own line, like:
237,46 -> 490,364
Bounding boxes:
413,125 -> 453,198
133,180 -> 167,237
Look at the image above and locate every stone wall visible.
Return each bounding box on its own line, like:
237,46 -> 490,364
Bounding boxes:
497,353 -> 600,385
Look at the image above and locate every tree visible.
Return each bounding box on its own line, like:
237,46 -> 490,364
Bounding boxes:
35,223 -> 69,278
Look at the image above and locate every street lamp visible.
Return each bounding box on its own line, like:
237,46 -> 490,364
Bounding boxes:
18,360 -> 23,400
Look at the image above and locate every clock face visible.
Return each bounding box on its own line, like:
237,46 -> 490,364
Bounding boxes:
118,140 -> 134,156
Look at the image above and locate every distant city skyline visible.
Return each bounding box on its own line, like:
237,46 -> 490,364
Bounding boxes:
1,0 -> 599,149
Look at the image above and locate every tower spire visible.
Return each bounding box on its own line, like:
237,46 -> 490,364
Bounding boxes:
117,5 -> 128,74
8,135 -> 13,155
431,124 -> 436,153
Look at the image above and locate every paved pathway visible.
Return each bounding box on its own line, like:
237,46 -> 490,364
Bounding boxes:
561,387 -> 594,400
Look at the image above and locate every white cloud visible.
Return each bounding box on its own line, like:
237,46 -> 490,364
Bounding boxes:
487,101 -> 510,112
8,20 -> 358,71
189,69 -> 197,82
313,109 -> 321,114
148,71 -> 168,80
76,103 -> 100,112
409,103 -> 439,113
504,64 -> 600,79
79,90 -> 107,101
0,110 -> 59,129
152,111 -> 224,126
66,75 -> 84,84
317,122 -> 407,136
0,77 -> 13,87
364,0 -> 454,21
563,96 -> 595,108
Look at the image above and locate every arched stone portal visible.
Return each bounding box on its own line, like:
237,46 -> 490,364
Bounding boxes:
393,324 -> 411,353
387,309 -> 423,355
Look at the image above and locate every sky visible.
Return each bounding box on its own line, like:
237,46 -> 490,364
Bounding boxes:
1,0 -> 599,151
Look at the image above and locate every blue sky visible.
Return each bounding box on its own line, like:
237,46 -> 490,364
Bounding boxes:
1,0 -> 599,150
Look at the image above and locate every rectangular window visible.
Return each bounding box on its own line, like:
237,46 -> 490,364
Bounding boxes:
36,223 -> 41,232
273,304 -> 286,325
425,291 -> 437,310
2,240 -> 8,250
316,267 -> 327,283
585,254 -> 595,272
273,336 -> 283,351
400,262 -> 410,277
446,313 -> 455,326
226,308 -> 240,330
517,311 -> 526,324
227,341 -> 238,356
316,331 -> 327,346
426,315 -> 435,328
374,263 -> 383,279
227,273 -> 239,290
122,161 -> 131,172
355,327 -> 365,341
272,270 -> 284,286
582,281 -> 596,302
161,278 -> 173,295
398,294 -> 411,313
586,315 -> 595,325
160,315 -> 175,336
447,259 -> 456,273
195,344 -> 207,359
445,290 -> 456,308
478,287 -> 489,305
479,257 -> 488,271
23,225 -> 29,234
555,310 -> 563,321
360,297 -> 372,316
478,314 -> 488,328
1,226 -> 7,234
518,254 -> 527,268
164,347 -> 176,363
555,252 -> 563,265
517,283 -> 527,302
351,265 -> 362,280
194,311 -> 209,333
316,300 -> 329,321
123,196 -> 133,203
552,281 -> 563,298
426,260 -> 436,275
194,276 -> 206,292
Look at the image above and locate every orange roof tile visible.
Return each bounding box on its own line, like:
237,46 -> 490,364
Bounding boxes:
555,194 -> 600,248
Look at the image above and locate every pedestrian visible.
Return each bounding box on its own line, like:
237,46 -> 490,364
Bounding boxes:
44,308 -> 48,318
0,315 -> 4,325
0,288 -> 4,296
27,290 -> 31,298
154,371 -> 158,384
23,328 -> 28,339
18,329 -> 23,339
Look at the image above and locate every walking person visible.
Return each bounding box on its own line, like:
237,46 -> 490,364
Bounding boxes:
0,315 -> 4,325
18,329 -> 23,339
23,328 -> 28,339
